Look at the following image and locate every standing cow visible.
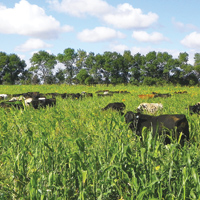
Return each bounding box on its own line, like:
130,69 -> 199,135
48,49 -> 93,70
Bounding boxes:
124,111 -> 189,145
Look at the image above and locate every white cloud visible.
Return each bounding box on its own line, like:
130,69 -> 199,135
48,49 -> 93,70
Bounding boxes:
0,0 -> 73,39
15,38 -> 52,52
48,0 -> 111,17
110,44 -> 129,54
48,0 -> 158,29
172,18 -> 198,32
132,31 -> 168,43
181,32 -> 200,48
77,27 -> 125,42
102,3 -> 158,29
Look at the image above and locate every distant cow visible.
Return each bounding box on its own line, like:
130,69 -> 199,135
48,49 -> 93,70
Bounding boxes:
81,92 -> 93,98
188,103 -> 200,115
102,102 -> 126,114
153,93 -> 171,98
98,93 -> 113,97
124,111 -> 189,145
0,94 -> 8,100
137,103 -> 163,114
70,93 -> 82,100
174,91 -> 187,94
9,96 -> 25,102
31,98 -> 56,109
138,94 -> 155,99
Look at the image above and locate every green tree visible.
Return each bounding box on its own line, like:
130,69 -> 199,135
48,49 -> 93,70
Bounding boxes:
157,52 -> 173,83
177,52 -> 194,85
57,48 -> 77,84
76,69 -> 89,84
0,52 -> 26,84
129,52 -> 143,85
76,49 -> 87,70
30,51 -> 56,84
194,53 -> 200,79
55,69 -> 65,84
32,74 -> 40,85
85,76 -> 94,85
19,69 -> 33,85
141,51 -> 159,79
90,53 -> 104,84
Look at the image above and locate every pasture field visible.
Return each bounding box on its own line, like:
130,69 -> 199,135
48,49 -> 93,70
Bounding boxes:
1,84 -> 200,199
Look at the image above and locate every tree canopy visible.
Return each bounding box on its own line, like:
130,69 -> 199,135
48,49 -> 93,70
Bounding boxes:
0,49 -> 200,86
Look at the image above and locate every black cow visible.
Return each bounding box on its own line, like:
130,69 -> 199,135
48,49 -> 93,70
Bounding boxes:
153,93 -> 171,98
97,93 -> 113,97
189,103 -> 200,115
124,111 -> 189,145
31,98 -> 56,109
102,102 -> 126,113
71,93 -> 82,100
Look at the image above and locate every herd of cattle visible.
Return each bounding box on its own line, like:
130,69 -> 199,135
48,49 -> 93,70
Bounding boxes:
0,90 -> 199,146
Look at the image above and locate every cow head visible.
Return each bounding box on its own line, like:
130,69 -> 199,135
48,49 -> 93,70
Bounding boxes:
124,111 -> 140,130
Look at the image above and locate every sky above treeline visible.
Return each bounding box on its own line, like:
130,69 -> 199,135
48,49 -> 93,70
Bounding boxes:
0,0 -> 200,68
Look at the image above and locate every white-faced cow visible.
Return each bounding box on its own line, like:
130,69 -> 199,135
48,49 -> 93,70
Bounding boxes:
124,111 -> 189,145
137,103 -> 163,114
0,94 -> 8,100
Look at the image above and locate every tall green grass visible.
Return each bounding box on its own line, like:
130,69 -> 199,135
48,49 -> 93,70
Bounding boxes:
0,84 -> 200,199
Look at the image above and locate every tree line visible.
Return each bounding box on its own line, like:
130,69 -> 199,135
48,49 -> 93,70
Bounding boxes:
1,48 -> 200,86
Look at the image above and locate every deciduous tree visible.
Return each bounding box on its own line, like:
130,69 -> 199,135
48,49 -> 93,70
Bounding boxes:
30,51 -> 56,84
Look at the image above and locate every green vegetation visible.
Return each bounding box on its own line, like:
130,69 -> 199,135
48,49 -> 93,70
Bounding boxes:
1,84 -> 200,199
1,49 -> 200,86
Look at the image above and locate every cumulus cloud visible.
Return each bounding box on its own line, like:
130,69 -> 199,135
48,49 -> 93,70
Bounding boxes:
77,27 -> 125,42
132,31 -> 168,43
110,44 -> 129,54
15,38 -> 52,52
181,32 -> 200,48
102,3 -> 158,29
48,0 -> 158,29
48,0 -> 112,17
172,18 -> 198,32
0,0 -> 73,39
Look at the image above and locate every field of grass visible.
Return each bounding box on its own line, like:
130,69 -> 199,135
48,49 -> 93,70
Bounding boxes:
0,84 -> 200,199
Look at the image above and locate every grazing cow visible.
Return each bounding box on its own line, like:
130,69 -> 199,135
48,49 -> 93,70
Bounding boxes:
174,91 -> 187,94
138,94 -> 155,99
119,90 -> 130,94
102,102 -> 125,114
153,93 -> 171,98
188,103 -> 200,115
31,98 -> 56,109
137,103 -> 163,114
24,98 -> 33,106
0,94 -> 8,100
9,96 -> 25,102
124,111 -> 189,145
97,93 -> 113,97
71,93 -> 82,100
95,90 -> 109,93
81,92 -> 93,98
109,91 -> 120,94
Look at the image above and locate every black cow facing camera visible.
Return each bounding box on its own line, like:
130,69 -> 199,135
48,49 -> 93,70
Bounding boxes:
125,111 -> 189,146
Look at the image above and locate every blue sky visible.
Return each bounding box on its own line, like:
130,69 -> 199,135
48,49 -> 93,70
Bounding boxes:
0,0 -> 200,68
